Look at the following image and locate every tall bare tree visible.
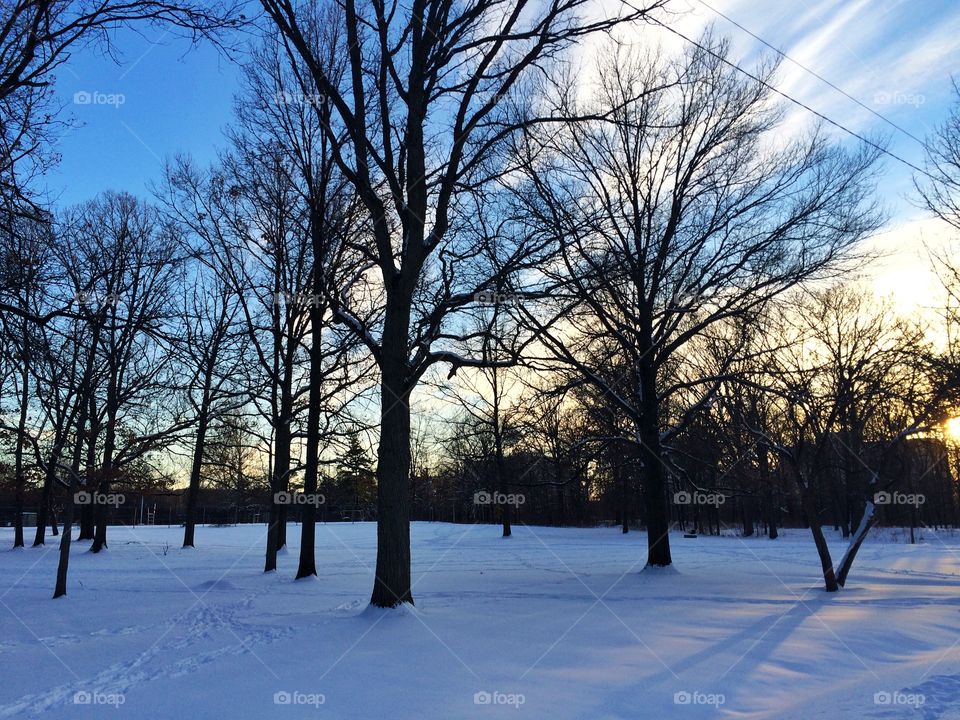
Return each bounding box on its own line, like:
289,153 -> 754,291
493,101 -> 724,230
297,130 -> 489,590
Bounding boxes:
512,38 -> 883,568
164,146 -> 313,571
55,193 -> 186,553
258,0 -> 663,608
179,272 -> 245,548
439,320 -> 525,538
0,213 -> 51,546
228,20 -> 371,579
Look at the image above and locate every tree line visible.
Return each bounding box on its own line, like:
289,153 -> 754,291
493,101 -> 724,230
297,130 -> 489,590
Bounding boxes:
1,0 -> 959,603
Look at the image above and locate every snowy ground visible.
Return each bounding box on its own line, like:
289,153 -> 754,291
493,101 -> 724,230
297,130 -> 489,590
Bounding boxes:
1,522 -> 959,719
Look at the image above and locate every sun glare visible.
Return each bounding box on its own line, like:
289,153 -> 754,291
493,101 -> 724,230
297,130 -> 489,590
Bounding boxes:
946,417 -> 960,441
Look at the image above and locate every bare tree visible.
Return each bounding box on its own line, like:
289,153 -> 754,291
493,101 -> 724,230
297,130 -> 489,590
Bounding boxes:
17,254 -> 91,546
164,145 -> 312,571
918,79 -> 960,234
919,80 -> 960,394
438,320 -> 525,537
753,286 -> 944,591
179,272 -> 245,548
512,37 -> 883,569
50,270 -> 104,597
225,19 -> 371,579
55,193 -> 187,554
258,0 -> 663,608
161,29 -> 373,571
0,213 -> 51,546
28,321 -> 85,546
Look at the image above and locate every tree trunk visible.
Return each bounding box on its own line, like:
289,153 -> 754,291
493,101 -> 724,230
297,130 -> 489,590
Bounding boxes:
78,502 -> 95,540
12,484 -> 25,548
78,501 -> 94,539
638,364 -> 671,566
909,502 -> 917,544
182,406 -> 209,548
12,363 -> 29,548
273,360 -> 297,557
265,421 -> 292,572
296,311 -> 324,578
34,476 -> 50,547
54,395 -> 91,598
54,477 -> 77,598
617,459 -> 629,534
265,501 -> 280,573
742,497 -> 754,537
556,477 -> 565,527
370,310 -> 413,608
641,451 -> 671,565
496,434 -> 511,538
800,486 -> 838,592
278,504 -> 288,549
33,447 -> 63,546
836,501 -> 876,587
91,405 -> 117,553
78,406 -> 98,541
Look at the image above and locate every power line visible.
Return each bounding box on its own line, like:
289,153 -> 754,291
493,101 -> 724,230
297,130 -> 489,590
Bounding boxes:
646,15 -> 942,185
692,0 -> 928,147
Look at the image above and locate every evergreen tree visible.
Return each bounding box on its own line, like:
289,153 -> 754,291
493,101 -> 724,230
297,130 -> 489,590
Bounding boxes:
334,431 -> 375,521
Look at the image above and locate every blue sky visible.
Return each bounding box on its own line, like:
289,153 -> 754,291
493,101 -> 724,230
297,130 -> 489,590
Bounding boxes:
45,0 -> 960,226
44,26 -> 240,207
672,0 -> 960,222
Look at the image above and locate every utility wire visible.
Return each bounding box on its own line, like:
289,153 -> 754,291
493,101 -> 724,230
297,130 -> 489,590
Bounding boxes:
645,15 -> 946,186
691,0 -> 928,147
